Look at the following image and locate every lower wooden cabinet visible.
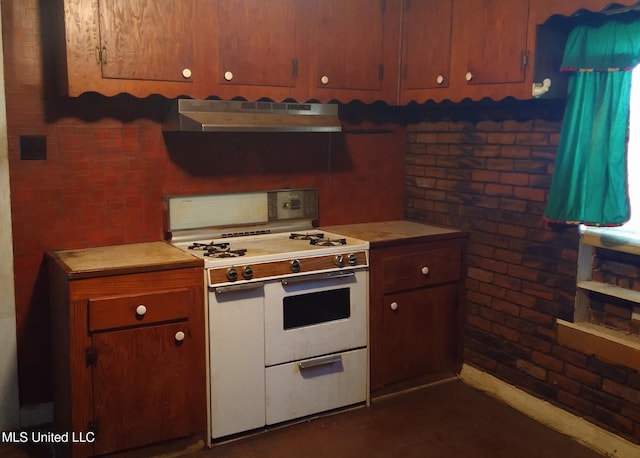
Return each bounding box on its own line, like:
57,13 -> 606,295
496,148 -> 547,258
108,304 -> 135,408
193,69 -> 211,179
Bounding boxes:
369,237 -> 467,396
48,243 -> 206,457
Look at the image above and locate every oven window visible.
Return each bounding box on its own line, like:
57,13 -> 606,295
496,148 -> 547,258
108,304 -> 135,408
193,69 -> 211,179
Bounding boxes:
283,288 -> 350,329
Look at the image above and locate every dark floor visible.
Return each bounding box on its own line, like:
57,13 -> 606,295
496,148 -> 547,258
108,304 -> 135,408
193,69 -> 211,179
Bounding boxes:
1,379 -> 605,458
196,379 -> 603,458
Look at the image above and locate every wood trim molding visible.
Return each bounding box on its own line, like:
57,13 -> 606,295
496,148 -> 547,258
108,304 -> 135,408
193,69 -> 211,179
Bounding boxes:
557,319 -> 640,371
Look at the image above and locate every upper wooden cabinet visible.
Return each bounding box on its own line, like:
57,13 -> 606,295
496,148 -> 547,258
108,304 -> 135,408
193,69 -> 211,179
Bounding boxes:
56,0 -> 640,103
58,0 -> 207,97
400,0 -> 453,93
455,0 -> 529,86
400,0 -> 531,104
307,0 -> 402,103
213,0 -> 307,102
98,0 -> 193,82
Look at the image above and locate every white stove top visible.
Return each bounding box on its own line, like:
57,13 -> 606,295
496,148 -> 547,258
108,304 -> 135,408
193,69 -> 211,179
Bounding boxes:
164,189 -> 369,285
171,230 -> 369,268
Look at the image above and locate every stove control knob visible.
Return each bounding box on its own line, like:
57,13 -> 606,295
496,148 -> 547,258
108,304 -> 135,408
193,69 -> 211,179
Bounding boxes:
347,253 -> 358,266
242,265 -> 254,280
290,259 -> 301,273
226,267 -> 238,282
334,254 -> 345,268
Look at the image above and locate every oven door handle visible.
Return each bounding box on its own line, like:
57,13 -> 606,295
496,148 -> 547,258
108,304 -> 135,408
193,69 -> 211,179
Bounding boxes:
281,271 -> 355,286
298,355 -> 342,370
213,281 -> 265,294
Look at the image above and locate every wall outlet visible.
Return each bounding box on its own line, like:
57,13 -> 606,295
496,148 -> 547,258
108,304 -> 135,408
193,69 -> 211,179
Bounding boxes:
19,135 -> 47,160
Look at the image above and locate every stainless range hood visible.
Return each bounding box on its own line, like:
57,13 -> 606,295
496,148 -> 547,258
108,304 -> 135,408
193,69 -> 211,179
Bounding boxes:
162,99 -> 342,133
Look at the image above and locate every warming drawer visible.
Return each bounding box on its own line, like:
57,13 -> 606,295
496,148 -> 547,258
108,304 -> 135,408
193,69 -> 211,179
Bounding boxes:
265,348 -> 367,425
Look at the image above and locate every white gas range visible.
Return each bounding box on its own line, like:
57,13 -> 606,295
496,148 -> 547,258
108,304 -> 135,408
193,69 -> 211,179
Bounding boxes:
165,189 -> 369,441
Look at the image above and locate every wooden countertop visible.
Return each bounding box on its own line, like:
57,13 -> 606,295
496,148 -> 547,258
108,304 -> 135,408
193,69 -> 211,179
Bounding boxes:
48,241 -> 203,279
321,220 -> 468,247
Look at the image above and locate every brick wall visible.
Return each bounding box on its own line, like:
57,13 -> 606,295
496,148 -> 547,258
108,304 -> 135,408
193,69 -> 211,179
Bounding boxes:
591,248 -> 640,335
405,113 -> 640,443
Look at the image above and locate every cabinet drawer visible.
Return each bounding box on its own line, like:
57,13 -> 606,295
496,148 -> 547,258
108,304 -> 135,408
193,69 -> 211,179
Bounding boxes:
382,247 -> 461,293
89,289 -> 191,332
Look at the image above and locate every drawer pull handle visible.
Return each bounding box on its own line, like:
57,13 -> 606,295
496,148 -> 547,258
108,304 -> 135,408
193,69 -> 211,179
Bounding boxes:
299,355 -> 342,370
135,305 -> 147,316
421,266 -> 430,275
175,331 -> 185,342
390,301 -> 398,311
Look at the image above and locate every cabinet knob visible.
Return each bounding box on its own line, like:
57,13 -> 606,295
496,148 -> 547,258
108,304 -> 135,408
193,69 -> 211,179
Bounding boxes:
175,331 -> 185,342
181,68 -> 192,79
436,74 -> 444,85
224,71 -> 234,81
421,266 -> 430,275
390,301 -> 398,311
465,71 -> 473,81
320,75 -> 329,85
135,305 -> 147,316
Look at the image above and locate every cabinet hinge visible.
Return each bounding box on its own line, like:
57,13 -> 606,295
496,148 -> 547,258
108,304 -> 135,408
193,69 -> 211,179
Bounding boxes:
378,64 -> 384,81
521,51 -> 529,68
95,46 -> 107,65
86,347 -> 97,367
292,58 -> 298,77
88,420 -> 99,439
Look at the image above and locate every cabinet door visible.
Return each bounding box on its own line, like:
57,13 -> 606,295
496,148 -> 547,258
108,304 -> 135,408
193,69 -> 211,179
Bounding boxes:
97,0 -> 194,82
215,0 -> 303,100
453,0 -> 530,86
400,0 -> 453,94
308,0 -> 401,103
61,0 -> 204,97
374,283 -> 460,390
92,321 -> 205,455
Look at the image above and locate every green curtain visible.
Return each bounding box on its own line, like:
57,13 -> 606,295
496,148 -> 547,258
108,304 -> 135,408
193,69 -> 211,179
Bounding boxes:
544,19 -> 640,225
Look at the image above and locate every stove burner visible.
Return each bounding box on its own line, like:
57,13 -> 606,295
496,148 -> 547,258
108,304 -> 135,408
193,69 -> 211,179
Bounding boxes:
206,249 -> 247,258
289,232 -> 325,241
187,242 -> 247,258
310,238 -> 347,247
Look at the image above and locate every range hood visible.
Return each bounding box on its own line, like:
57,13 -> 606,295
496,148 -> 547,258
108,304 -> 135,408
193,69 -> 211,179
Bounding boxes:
162,99 -> 342,133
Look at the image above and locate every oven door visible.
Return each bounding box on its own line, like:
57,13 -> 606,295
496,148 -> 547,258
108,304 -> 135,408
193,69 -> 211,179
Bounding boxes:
264,269 -> 368,366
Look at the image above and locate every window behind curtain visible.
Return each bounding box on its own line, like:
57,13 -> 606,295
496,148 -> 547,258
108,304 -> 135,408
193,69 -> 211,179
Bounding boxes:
623,66 -> 640,231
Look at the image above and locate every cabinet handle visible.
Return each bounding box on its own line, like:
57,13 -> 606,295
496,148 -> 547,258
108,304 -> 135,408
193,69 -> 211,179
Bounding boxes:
436,74 -> 444,85
224,71 -> 234,81
421,266 -> 430,275
390,301 -> 398,311
299,355 -> 342,370
135,304 -> 147,316
181,68 -> 192,79
174,331 -> 185,342
320,75 -> 329,85
465,71 -> 473,82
